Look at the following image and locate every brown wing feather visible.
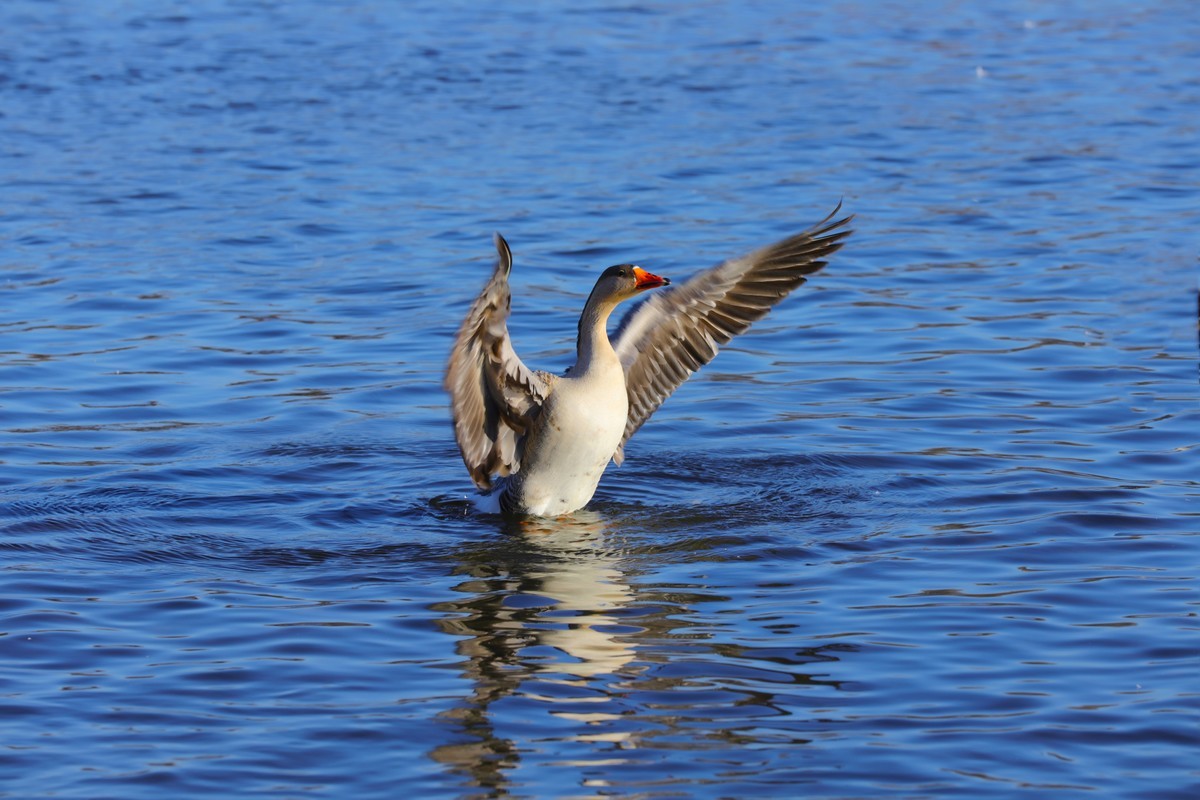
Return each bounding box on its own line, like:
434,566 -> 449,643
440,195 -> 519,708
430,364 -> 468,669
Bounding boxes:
610,204 -> 852,464
444,234 -> 552,489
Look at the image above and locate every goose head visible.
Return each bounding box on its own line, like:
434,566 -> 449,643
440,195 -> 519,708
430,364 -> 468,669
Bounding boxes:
587,264 -> 670,309
575,264 -> 670,361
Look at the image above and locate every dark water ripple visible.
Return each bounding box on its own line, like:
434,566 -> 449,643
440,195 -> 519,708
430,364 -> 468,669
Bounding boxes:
3,1 -> 1199,798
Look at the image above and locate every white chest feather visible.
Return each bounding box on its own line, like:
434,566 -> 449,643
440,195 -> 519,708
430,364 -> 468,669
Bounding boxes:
508,366 -> 628,516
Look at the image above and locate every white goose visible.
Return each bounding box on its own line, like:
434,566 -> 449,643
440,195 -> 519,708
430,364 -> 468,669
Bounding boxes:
445,204 -> 852,516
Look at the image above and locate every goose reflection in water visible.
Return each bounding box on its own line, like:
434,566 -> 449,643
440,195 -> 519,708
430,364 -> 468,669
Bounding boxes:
428,511 -> 638,785
426,507 -> 856,793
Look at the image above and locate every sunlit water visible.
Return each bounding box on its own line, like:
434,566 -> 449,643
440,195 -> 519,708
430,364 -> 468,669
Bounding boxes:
2,2 -> 1197,798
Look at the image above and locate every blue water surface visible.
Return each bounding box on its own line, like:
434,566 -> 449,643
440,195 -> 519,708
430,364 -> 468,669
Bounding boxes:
2,1 -> 1198,798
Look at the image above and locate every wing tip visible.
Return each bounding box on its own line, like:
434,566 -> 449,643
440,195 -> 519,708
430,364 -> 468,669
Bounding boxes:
815,198 -> 854,238
493,232 -> 513,275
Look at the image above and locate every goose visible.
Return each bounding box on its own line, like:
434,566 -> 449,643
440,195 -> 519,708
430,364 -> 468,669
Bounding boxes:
445,204 -> 852,516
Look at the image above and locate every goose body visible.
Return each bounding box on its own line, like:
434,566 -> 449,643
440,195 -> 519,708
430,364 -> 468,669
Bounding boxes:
445,204 -> 851,516
505,359 -> 628,516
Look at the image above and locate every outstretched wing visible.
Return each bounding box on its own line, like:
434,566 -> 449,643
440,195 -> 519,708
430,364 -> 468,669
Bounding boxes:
444,234 -> 553,490
610,204 -> 852,464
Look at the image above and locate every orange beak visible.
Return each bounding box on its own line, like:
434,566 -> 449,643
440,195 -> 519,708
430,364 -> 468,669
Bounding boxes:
633,266 -> 670,290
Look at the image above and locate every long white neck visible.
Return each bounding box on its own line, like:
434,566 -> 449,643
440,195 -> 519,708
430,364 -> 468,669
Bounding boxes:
574,296 -> 620,378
